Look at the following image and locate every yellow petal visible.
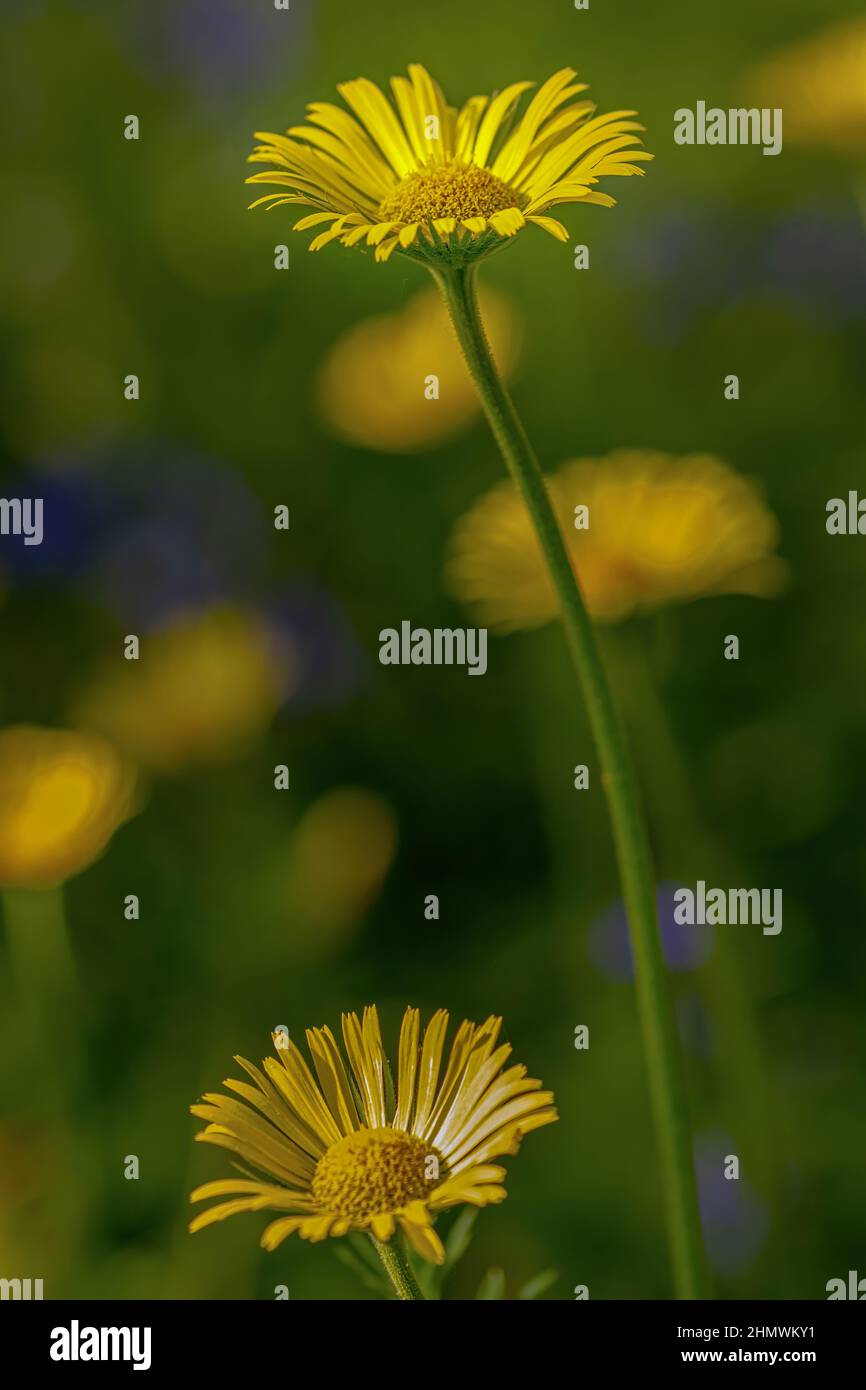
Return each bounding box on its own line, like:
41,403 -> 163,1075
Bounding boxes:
395,1006 -> 420,1130
337,77 -> 417,177
370,1212 -> 396,1241
260,1216 -> 305,1250
375,235 -> 401,261
293,211 -> 343,231
398,222 -> 421,247
399,1205 -> 445,1265
366,221 -> 400,245
493,68 -> 582,182
527,214 -> 569,241
473,82 -> 535,167
412,1010 -> 449,1135
489,207 -> 525,237
455,95 -> 489,160
341,223 -> 375,246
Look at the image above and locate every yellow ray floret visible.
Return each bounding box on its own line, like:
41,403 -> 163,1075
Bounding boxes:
189,1005 -> 557,1263
246,65 -> 651,263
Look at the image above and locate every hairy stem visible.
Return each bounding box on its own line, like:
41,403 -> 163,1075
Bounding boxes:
371,1236 -> 427,1300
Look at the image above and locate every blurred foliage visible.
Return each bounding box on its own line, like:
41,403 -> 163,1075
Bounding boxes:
1,0 -> 865,1300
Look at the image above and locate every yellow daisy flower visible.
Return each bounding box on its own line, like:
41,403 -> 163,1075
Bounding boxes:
189,1005 -> 557,1265
316,285 -> 520,452
0,726 -> 136,889
748,16 -> 866,153
447,449 -> 789,630
247,64 -> 652,264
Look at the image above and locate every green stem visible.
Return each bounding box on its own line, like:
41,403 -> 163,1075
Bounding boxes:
2,885 -> 81,1098
610,623 -> 781,1209
3,886 -> 77,999
434,262 -> 709,1300
371,1236 -> 427,1300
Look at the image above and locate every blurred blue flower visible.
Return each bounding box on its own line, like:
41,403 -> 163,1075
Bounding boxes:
92,516 -> 239,630
2,442 -> 365,716
623,200 -> 866,341
694,1130 -> 770,1277
123,0 -> 312,100
761,207 -> 866,320
3,443 -> 265,625
619,206 -> 749,342
0,471 -> 113,579
83,444 -> 268,628
265,582 -> 368,710
588,882 -> 715,981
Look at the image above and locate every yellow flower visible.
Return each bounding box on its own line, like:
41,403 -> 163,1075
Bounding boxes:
316,285 -> 520,452
72,606 -> 289,775
247,64 -> 652,264
286,787 -> 398,940
748,17 -> 866,152
189,1005 -> 557,1264
0,726 -> 136,889
447,449 -> 788,630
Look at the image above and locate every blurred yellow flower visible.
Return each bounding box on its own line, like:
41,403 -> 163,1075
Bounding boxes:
287,787 -> 398,938
0,726 -> 136,889
316,285 -> 520,452
72,606 -> 289,775
447,449 -> 788,630
190,1004 -> 556,1264
748,17 -> 866,152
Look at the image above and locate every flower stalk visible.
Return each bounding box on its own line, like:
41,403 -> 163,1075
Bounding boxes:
2,885 -> 81,1100
433,262 -> 709,1300
2,885 -> 77,1001
371,1235 -> 427,1301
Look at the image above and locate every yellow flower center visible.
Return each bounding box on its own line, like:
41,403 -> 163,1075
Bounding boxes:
379,160 -> 520,224
311,1128 -> 441,1217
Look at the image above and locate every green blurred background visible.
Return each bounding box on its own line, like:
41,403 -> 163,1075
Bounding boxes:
1,0 -> 865,1299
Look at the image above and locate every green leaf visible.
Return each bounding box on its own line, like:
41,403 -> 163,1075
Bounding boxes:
346,1231 -> 385,1271
405,1207 -> 480,1299
516,1269 -> 559,1300
475,1266 -> 506,1300
415,1259 -> 441,1300
442,1206 -> 479,1275
333,1243 -> 391,1296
